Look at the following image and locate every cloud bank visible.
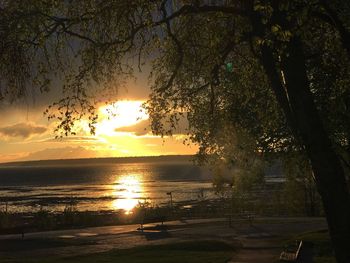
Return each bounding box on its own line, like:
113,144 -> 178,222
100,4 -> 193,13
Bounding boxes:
115,117 -> 189,136
20,146 -> 97,161
115,120 -> 150,136
0,123 -> 47,138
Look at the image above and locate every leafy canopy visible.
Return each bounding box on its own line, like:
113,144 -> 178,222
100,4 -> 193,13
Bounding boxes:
0,0 -> 349,168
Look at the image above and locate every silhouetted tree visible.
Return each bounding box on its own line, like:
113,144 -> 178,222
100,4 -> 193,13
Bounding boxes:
0,1 -> 349,261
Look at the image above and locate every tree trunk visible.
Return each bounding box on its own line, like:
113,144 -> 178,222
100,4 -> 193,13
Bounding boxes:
251,8 -> 350,262
280,36 -> 350,263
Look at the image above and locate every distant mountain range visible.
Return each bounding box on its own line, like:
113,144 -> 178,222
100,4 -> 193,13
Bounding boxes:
0,155 -> 195,167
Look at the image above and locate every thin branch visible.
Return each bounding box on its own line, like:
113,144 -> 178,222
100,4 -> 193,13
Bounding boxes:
154,4 -> 248,26
156,1 -> 184,93
186,82 -> 210,96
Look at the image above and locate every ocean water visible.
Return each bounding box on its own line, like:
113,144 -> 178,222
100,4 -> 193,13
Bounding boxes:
0,157 -> 215,213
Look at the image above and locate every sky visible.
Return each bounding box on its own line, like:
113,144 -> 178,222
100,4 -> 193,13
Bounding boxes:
0,73 -> 197,163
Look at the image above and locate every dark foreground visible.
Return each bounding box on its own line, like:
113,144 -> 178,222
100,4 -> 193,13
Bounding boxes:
0,217 -> 334,263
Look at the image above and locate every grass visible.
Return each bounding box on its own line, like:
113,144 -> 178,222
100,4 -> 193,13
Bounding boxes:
1,240 -> 235,263
285,229 -> 336,263
57,240 -> 235,263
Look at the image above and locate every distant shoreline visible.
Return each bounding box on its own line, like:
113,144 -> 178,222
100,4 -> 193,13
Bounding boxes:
0,154 -> 195,167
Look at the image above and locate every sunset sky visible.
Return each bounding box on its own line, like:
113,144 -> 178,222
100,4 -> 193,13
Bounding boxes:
0,74 -> 197,163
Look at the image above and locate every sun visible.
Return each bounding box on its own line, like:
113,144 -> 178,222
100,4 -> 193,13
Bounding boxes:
95,101 -> 148,136
65,99 -> 196,158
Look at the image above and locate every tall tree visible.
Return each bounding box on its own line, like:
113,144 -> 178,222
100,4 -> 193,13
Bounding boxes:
0,1 -> 349,261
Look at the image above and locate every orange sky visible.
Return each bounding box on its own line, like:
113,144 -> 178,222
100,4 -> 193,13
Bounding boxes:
0,78 -> 197,163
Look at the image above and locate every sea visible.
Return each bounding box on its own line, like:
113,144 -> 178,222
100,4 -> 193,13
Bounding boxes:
0,156 -> 216,213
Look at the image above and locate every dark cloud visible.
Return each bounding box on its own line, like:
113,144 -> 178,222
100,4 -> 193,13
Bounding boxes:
115,117 -> 189,136
0,123 -> 47,138
116,120 -> 150,136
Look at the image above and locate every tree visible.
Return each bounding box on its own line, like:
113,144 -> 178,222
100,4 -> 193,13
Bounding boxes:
148,2 -> 350,261
0,1 -> 349,261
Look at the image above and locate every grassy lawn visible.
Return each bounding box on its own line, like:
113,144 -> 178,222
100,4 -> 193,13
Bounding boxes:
285,229 -> 336,263
1,240 -> 235,263
55,240 -> 234,263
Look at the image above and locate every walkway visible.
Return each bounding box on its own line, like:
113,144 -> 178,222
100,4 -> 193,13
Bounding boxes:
0,217 -> 327,262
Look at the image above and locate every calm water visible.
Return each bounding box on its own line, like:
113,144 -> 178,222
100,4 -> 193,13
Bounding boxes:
0,158 -> 215,213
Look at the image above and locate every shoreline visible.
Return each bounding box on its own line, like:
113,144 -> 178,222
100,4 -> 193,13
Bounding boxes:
0,198 -> 228,235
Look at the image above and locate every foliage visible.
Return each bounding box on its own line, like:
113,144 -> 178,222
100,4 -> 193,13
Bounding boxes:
145,1 -> 350,174
0,211 -> 10,229
61,197 -> 78,225
282,153 -> 323,216
0,1 -> 349,163
0,0 -> 150,135
34,207 -> 56,229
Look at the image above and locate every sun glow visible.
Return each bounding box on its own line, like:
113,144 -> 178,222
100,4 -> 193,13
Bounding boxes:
72,100 -> 197,158
96,101 -> 148,136
112,175 -> 144,214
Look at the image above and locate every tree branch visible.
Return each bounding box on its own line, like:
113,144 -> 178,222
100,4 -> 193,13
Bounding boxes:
317,0 -> 350,59
156,1 -> 184,93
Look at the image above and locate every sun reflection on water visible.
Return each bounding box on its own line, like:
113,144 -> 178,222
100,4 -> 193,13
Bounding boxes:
112,175 -> 143,214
